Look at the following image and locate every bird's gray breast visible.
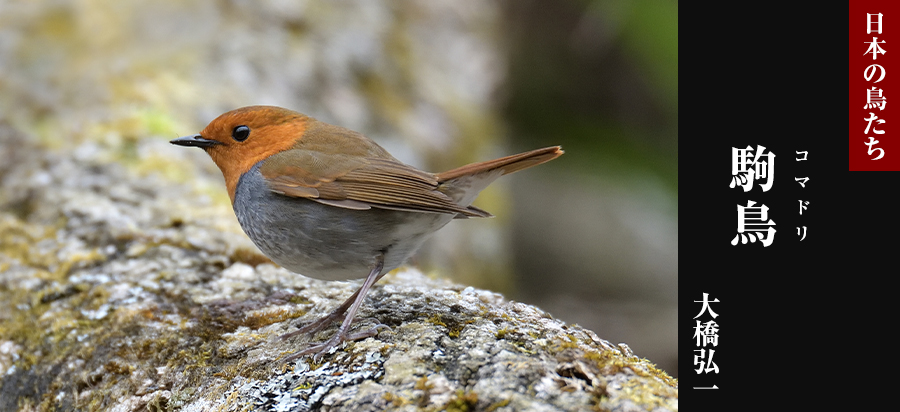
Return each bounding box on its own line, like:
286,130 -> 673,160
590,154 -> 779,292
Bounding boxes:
232,162 -> 453,280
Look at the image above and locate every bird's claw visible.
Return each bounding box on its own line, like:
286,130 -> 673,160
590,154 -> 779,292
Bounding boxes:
282,324 -> 391,362
279,311 -> 346,341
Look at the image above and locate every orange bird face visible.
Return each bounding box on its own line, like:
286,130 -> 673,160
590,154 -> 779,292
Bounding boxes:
171,106 -> 310,202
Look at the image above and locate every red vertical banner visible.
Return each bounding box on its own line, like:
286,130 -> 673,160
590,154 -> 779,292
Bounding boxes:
851,2 -> 900,170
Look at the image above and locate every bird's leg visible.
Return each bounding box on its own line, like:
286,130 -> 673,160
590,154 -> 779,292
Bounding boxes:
279,289 -> 359,340
283,255 -> 387,362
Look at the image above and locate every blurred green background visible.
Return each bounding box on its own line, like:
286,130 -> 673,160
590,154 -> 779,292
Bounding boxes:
0,0 -> 677,375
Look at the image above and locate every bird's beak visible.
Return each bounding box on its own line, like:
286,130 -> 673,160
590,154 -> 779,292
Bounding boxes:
170,134 -> 220,148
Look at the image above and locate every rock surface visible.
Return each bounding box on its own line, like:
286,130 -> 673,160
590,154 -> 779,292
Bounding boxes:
0,127 -> 676,411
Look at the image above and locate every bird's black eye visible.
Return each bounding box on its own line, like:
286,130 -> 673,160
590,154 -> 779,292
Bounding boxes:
232,125 -> 250,142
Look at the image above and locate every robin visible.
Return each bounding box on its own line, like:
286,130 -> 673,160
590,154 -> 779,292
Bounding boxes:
171,105 -> 562,359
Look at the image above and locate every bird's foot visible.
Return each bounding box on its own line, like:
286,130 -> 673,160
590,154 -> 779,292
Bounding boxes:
280,254 -> 387,362
279,308 -> 347,341
283,323 -> 391,362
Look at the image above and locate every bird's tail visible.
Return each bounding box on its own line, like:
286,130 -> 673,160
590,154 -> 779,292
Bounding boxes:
435,146 -> 563,216
435,146 -> 563,183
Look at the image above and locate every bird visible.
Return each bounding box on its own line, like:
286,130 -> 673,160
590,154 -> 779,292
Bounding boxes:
170,105 -> 562,360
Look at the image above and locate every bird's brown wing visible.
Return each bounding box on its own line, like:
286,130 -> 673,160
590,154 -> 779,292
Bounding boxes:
259,149 -> 490,217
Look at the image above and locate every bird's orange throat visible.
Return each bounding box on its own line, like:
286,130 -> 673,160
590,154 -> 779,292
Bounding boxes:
203,117 -> 310,203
